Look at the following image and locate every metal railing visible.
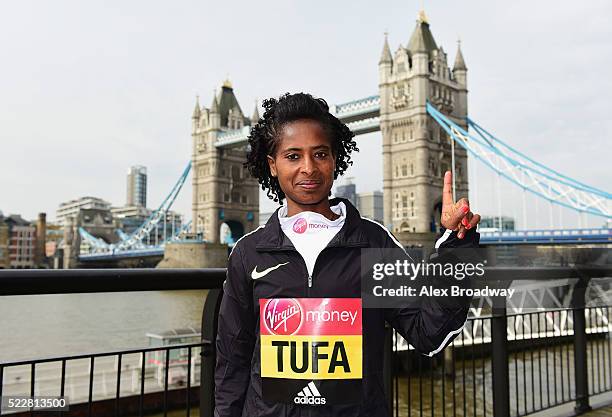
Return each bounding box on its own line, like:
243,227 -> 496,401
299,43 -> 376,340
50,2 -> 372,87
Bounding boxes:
386,268 -> 612,417
0,269 -> 225,417
1,266 -> 612,417
1,342 -> 203,417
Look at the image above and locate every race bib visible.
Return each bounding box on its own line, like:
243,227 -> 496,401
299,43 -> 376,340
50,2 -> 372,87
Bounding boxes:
259,298 -> 362,405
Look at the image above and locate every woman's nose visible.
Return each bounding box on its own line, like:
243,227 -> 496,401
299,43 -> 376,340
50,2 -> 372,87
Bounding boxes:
301,156 -> 315,175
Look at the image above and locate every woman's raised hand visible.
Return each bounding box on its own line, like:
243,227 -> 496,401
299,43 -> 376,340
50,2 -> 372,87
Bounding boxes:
440,171 -> 481,239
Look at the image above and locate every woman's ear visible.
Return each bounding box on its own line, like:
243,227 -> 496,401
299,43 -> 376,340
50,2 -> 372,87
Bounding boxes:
267,155 -> 277,177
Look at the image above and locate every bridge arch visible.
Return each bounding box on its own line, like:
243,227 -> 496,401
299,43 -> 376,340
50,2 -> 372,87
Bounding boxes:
219,220 -> 245,245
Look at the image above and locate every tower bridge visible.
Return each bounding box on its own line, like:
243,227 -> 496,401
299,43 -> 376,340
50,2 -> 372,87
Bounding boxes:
77,11 -> 611,265
191,12 -> 470,244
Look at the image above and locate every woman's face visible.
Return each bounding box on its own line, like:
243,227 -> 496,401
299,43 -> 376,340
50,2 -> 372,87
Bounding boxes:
267,119 -> 336,210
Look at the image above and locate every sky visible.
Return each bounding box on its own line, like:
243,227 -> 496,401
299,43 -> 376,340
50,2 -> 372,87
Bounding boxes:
1,0 -> 611,229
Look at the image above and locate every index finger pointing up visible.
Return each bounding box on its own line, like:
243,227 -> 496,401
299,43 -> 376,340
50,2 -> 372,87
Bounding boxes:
443,170 -> 454,206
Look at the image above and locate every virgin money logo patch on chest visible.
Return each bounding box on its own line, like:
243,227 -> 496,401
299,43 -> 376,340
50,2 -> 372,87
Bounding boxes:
262,298 -> 303,336
293,218 -> 308,234
259,298 -> 362,405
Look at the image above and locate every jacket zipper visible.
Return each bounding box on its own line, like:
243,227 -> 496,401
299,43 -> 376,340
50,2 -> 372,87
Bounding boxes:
257,246 -> 312,294
306,239 -> 338,293
257,239 -> 368,294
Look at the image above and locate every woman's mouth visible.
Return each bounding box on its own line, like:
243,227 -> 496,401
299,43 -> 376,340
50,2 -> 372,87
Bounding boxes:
296,180 -> 321,190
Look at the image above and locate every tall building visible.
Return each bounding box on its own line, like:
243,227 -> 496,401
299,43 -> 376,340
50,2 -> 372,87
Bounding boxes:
127,165 -> 147,207
191,80 -> 260,243
357,191 -> 384,223
379,10 -> 468,234
56,197 -> 112,226
335,179 -> 357,207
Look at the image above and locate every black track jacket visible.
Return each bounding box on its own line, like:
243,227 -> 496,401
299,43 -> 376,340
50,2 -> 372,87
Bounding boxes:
214,198 -> 479,417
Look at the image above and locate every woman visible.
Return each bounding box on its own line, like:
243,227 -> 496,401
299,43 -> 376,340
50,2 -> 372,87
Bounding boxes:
215,93 -> 480,417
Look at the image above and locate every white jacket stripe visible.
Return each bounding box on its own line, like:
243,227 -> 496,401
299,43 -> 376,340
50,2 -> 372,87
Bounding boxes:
434,229 -> 452,249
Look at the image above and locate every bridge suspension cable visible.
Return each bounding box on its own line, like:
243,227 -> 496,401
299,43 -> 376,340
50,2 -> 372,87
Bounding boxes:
79,163 -> 192,253
427,103 -> 611,219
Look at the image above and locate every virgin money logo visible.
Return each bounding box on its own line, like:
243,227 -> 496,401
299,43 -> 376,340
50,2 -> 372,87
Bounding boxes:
293,218 -> 308,234
263,298 -> 303,335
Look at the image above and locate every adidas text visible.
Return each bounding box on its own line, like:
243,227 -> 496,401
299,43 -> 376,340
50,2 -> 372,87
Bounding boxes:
294,396 -> 326,405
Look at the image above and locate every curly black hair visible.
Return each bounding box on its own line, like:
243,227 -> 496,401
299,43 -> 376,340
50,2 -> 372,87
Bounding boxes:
245,93 -> 358,203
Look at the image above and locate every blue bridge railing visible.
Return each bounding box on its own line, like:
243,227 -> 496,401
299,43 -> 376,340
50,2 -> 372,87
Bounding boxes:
479,228 -> 611,245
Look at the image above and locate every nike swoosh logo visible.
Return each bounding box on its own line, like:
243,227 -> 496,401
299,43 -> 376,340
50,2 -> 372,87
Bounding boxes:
251,262 -> 289,280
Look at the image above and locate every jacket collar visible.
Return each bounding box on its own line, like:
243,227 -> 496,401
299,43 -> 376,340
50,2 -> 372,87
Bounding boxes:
255,197 -> 368,251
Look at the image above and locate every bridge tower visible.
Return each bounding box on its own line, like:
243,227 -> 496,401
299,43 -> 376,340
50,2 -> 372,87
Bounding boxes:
379,11 -> 469,235
191,80 -> 259,243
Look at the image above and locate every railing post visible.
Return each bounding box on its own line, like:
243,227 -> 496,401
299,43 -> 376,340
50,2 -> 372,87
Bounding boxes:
572,277 -> 592,414
383,324 -> 393,413
201,288 -> 223,417
491,296 -> 510,417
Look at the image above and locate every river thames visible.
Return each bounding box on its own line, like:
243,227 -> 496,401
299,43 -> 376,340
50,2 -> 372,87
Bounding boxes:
0,290 -> 208,362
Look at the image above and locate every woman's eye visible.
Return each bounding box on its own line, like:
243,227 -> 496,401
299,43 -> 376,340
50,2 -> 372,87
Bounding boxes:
315,152 -> 328,158
286,154 -> 299,160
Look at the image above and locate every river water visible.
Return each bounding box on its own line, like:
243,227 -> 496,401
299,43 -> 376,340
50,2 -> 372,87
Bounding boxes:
0,291 -> 208,362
